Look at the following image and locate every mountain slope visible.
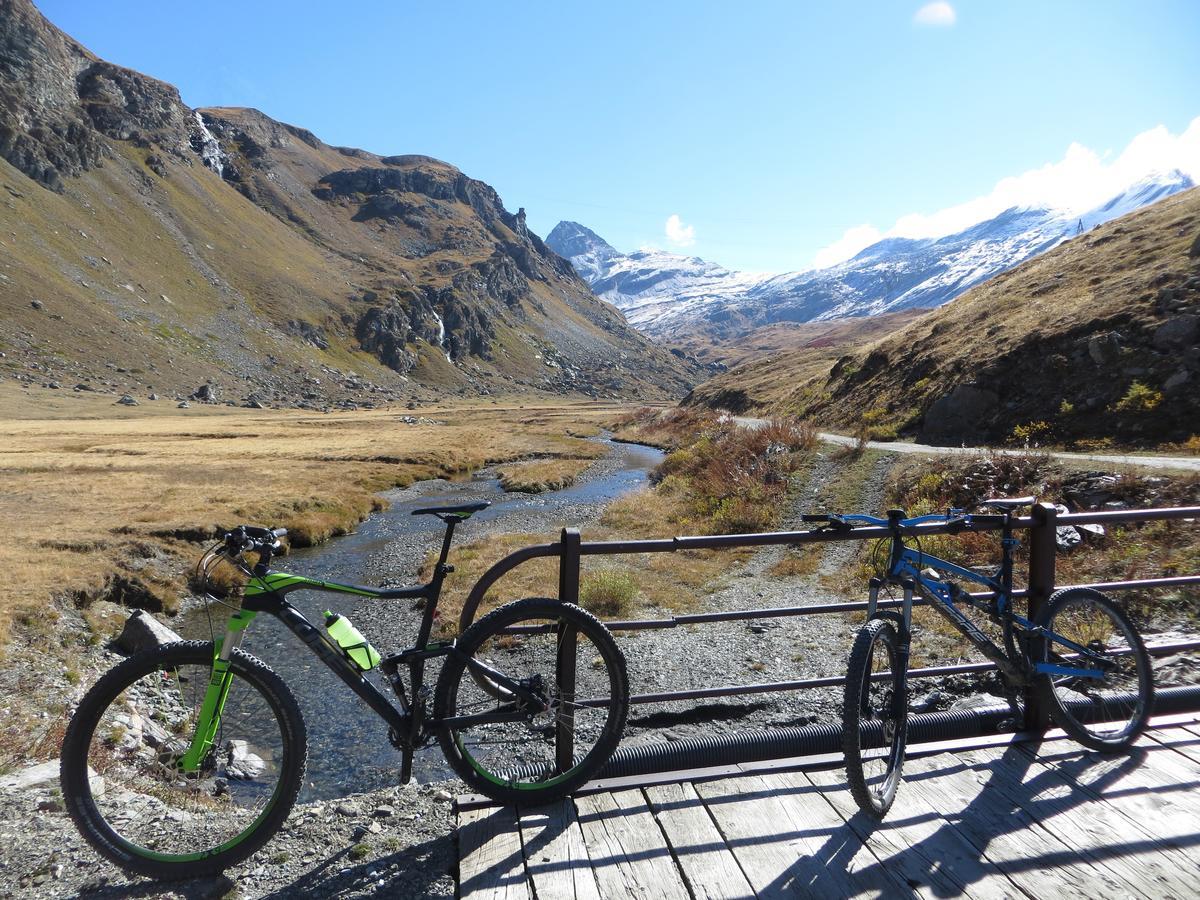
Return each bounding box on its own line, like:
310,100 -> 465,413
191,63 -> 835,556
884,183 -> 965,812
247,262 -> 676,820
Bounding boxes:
696,187 -> 1200,448
0,0 -> 696,407
547,171 -> 1195,344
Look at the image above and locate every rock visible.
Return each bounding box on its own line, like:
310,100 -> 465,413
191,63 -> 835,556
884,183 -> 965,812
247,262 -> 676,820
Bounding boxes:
177,400 -> 190,408
0,760 -> 60,791
1055,526 -> 1082,550
37,797 -> 63,813
1164,369 -> 1191,394
113,609 -> 182,655
920,384 -> 999,445
1087,332 -> 1121,366
116,394 -> 138,406
949,693 -> 1009,712
148,392 -> 159,400
30,299 -> 43,310
1153,315 -> 1198,349
191,383 -> 218,402
244,396 -> 266,409
224,740 -> 266,780
430,789 -> 453,803
373,804 -> 395,818
336,801 -> 359,816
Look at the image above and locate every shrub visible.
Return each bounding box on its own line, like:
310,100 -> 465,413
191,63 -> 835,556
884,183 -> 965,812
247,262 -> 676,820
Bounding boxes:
579,569 -> 638,617
1113,381 -> 1163,413
1011,421 -> 1052,446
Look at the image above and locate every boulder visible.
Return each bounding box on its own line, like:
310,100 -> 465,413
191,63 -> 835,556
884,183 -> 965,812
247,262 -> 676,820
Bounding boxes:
113,609 -> 182,655
920,384 -> 999,445
1087,332 -> 1121,366
116,394 -> 138,406
1152,315 -> 1198,349
191,383 -> 218,402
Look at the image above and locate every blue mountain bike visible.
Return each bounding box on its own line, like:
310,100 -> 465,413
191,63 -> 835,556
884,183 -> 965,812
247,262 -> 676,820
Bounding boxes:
804,498 -> 1153,818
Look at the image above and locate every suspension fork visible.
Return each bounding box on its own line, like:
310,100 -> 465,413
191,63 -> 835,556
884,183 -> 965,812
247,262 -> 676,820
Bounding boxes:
179,609 -> 258,772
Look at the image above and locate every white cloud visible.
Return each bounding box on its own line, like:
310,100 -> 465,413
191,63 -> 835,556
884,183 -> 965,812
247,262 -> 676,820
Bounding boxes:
913,2 -> 956,26
664,214 -> 696,248
812,224 -> 882,269
812,116 -> 1200,267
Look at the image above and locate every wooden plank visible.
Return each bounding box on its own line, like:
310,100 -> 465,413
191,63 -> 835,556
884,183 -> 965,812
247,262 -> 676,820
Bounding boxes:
803,766 -> 1025,899
644,782 -> 755,900
1144,723 -> 1200,767
573,789 -> 690,900
517,800 -> 602,900
954,745 -> 1199,897
1021,737 -> 1200,865
767,770 -> 921,898
694,773 -> 915,898
901,750 -> 1138,898
458,805 -> 532,900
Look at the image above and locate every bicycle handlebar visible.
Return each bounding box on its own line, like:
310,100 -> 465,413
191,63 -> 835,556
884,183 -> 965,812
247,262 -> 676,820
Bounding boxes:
801,511 -> 1009,533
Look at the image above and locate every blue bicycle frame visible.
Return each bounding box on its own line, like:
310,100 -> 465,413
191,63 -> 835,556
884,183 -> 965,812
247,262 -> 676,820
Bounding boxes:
838,511 -> 1112,684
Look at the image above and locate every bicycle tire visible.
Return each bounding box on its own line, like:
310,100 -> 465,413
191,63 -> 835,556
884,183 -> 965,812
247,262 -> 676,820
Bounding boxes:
1034,587 -> 1153,751
61,641 -> 306,879
842,617 -> 907,818
434,597 -> 628,805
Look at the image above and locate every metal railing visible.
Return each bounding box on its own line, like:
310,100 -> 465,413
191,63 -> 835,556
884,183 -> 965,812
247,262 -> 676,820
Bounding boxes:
457,503 -> 1200,772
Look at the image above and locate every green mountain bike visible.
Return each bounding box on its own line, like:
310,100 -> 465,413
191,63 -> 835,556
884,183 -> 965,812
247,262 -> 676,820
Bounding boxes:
60,503 -> 629,879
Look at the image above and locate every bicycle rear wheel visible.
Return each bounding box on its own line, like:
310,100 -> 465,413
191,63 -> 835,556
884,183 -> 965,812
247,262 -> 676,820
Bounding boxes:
434,597 -> 628,805
1035,587 -> 1152,751
842,617 -> 907,818
60,641 -> 306,879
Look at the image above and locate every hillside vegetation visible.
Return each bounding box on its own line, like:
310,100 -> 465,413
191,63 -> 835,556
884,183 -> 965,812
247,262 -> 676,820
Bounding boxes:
0,0 -> 696,409
691,188 -> 1200,449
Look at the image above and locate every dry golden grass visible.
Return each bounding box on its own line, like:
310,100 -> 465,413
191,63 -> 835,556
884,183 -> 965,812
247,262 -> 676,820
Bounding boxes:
0,386 -> 624,641
495,456 -> 599,493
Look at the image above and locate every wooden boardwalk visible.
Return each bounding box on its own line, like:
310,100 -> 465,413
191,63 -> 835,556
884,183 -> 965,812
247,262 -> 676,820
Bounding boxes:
457,718 -> 1200,898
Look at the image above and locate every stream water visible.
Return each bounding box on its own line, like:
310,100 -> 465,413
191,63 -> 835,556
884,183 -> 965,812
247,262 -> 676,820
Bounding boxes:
180,437 -> 664,800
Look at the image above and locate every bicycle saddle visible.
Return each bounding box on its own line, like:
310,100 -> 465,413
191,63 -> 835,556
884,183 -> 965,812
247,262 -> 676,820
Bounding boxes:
411,500 -> 490,518
980,496 -> 1036,511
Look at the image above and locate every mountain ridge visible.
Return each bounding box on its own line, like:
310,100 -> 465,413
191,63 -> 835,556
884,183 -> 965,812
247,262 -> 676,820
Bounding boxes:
0,0 -> 697,408
547,170 -> 1195,343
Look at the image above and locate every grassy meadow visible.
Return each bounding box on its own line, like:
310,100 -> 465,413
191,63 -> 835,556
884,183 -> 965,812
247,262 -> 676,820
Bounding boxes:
0,384 -> 624,643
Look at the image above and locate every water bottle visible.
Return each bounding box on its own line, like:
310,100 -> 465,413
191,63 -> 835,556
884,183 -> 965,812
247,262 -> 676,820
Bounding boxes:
324,611 -> 381,671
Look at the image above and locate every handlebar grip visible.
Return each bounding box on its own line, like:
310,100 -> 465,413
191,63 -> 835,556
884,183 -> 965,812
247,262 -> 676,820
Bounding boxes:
945,517 -> 968,534
801,514 -> 831,522
272,527 -> 288,539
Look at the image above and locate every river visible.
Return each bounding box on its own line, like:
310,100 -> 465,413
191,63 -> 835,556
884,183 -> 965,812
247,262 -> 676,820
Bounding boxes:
181,436 -> 664,800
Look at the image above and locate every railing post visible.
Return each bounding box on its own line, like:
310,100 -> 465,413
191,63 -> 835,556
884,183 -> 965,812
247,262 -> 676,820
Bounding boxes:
1025,502 -> 1058,731
555,528 -> 581,774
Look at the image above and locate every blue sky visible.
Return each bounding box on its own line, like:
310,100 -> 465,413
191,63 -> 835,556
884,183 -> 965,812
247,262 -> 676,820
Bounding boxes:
38,0 -> 1200,272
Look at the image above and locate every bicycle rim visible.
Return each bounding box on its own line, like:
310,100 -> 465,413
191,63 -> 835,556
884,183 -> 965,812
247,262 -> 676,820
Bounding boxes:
1042,593 -> 1149,745
77,652 -> 292,863
439,602 -> 625,795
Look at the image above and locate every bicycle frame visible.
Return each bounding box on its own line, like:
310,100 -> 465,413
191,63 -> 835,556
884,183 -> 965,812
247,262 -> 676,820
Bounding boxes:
181,520 -> 548,782
857,513 -> 1114,686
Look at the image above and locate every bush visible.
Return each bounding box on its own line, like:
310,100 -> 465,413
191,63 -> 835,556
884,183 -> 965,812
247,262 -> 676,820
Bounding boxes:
1113,381 -> 1163,413
1011,421 -> 1052,446
579,569 -> 638,617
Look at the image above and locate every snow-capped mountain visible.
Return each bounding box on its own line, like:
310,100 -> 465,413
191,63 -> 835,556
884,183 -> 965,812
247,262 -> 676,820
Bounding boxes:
546,170 -> 1195,340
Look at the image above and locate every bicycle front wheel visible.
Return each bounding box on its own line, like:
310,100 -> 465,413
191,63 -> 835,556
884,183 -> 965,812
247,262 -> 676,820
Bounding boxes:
60,641 -> 306,879
842,617 -> 907,818
435,597 -> 628,805
1035,587 -> 1153,751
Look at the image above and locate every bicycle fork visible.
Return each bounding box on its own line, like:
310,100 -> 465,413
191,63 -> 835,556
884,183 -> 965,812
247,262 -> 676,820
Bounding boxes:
179,609 -> 258,772
868,577 -> 912,720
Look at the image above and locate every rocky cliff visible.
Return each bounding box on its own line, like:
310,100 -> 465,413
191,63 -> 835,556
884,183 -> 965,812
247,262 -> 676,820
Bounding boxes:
0,0 -> 696,408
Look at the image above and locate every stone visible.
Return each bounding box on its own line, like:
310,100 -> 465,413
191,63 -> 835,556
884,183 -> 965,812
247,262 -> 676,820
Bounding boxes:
224,740 -> 266,780
1087,332 -> 1121,366
191,383 -> 218,402
1153,315 -> 1198,349
1164,369 -> 1191,395
372,804 -> 395,818
30,299 -> 43,310
177,400 -> 190,408
919,384 -> 999,445
148,392 -> 159,400
116,394 -> 138,406
113,609 -> 182,655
